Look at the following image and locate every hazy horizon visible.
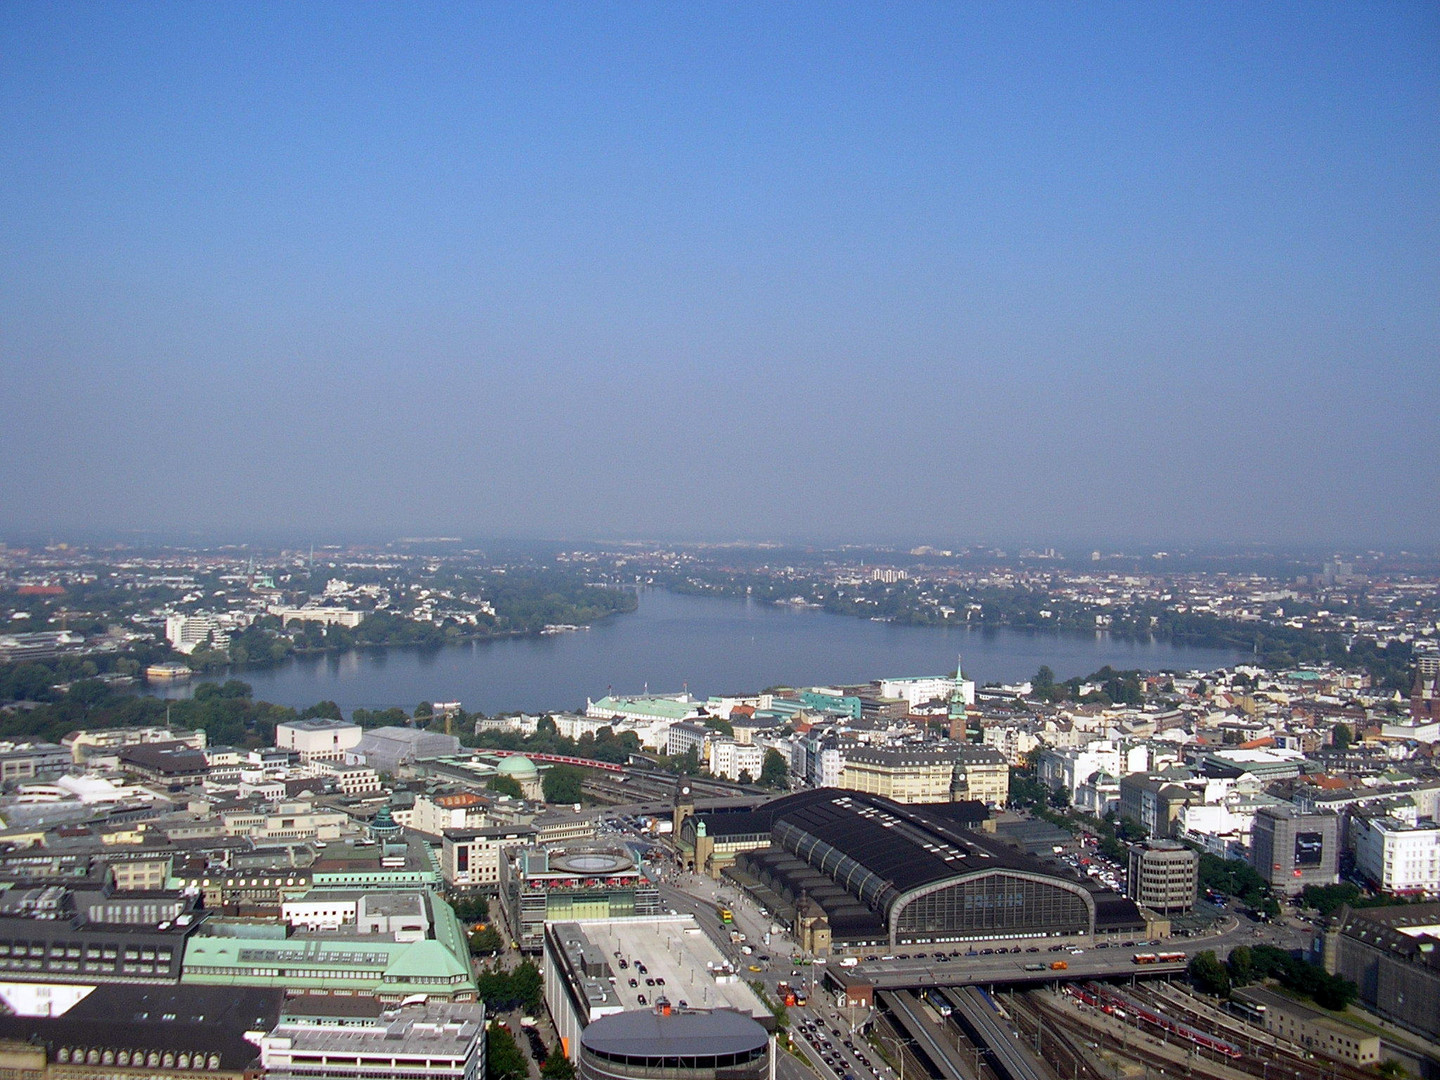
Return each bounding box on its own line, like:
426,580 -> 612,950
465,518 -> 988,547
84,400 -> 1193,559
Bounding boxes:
3,4 -> 1436,546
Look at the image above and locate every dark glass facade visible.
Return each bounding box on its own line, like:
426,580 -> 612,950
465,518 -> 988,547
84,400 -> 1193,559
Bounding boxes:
893,872 -> 1091,940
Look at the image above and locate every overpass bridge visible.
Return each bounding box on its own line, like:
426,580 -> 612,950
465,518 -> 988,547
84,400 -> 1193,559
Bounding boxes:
834,951 -> 1187,993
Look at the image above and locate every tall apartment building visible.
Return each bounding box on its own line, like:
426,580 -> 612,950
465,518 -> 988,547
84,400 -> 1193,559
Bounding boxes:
164,613 -> 229,655
1251,804 -> 1339,895
1127,840 -> 1199,914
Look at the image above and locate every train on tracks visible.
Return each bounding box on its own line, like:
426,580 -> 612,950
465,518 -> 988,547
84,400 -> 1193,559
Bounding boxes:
1065,982 -> 1243,1059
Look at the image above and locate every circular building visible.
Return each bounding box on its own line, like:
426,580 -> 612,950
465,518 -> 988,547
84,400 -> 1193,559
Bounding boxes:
497,755 -> 539,781
496,754 -> 542,799
580,1010 -> 771,1080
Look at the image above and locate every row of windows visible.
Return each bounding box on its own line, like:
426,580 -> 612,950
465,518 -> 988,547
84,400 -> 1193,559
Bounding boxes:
275,1071 -> 463,1080
0,957 -> 165,974
55,1048 -> 220,1069
0,944 -> 171,960
894,874 -> 1091,937
775,821 -> 895,912
188,965 -> 385,979
585,1048 -> 767,1068
288,1052 -> 474,1066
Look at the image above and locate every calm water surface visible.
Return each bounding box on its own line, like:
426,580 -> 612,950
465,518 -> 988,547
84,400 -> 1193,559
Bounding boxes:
149,589 -> 1240,714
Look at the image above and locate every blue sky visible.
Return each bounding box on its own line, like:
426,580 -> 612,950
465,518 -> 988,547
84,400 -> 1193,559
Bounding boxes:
2,3 -> 1436,546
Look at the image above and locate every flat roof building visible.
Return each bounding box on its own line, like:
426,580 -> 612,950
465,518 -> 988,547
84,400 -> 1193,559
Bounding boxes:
1232,986 -> 1380,1066
276,719 -> 362,762
543,915 -> 773,1062
838,745 -> 1008,806
1251,804 -> 1339,895
500,848 -> 660,953
260,999 -> 485,1080
1127,840 -> 1199,914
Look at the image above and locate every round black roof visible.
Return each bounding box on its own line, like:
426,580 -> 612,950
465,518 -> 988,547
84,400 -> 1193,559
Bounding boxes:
581,1011 -> 768,1059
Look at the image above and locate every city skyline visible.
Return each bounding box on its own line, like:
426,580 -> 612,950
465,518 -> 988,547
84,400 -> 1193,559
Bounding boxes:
2,4 -> 1436,546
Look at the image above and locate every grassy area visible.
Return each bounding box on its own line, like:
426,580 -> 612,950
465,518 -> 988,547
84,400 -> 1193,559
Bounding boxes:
1261,983 -> 1388,1037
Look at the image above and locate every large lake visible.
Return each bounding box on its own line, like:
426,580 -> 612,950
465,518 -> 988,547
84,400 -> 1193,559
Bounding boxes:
149,589 -> 1241,715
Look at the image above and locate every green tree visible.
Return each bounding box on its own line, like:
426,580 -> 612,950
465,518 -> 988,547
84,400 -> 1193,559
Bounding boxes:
486,1022 -> 527,1080
1033,666 -> 1056,694
1188,950 -> 1231,997
542,764 -> 586,804
542,1049 -> 576,1080
299,700 -> 343,720
415,701 -> 434,720
760,749 -> 788,789
737,769 -> 754,785
1331,724 -> 1352,750
1313,972 -> 1357,1011
469,924 -> 503,956
1226,945 -> 1253,985
1301,882 -> 1361,915
451,895 -> 491,922
511,960 -> 543,1012
488,774 -> 525,799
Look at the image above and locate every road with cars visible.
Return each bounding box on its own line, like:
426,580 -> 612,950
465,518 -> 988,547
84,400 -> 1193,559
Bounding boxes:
789,999 -> 901,1080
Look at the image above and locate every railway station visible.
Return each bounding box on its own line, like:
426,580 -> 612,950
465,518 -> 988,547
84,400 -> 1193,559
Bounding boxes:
677,789 -> 1154,949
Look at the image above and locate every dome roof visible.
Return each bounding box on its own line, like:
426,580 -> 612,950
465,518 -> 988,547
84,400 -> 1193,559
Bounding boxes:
497,755 -> 538,779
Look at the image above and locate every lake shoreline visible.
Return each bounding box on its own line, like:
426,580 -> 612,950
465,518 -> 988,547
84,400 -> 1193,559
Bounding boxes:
144,589 -> 1242,715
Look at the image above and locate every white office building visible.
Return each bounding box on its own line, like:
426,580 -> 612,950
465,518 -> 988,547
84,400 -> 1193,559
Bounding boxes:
1353,815 -> 1440,897
165,613 -> 229,655
708,738 -> 763,783
277,718 -> 363,762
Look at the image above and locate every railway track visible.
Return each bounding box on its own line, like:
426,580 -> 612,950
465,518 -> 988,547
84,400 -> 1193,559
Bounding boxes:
1125,984 -> 1378,1080
1028,989 -> 1250,1080
1028,988 -> 1370,1080
1001,989 -> 1108,1080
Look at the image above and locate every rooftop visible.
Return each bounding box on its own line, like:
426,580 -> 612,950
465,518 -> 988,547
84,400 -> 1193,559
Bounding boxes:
269,1000 -> 484,1056
278,718 -> 359,733
549,916 -> 771,1023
